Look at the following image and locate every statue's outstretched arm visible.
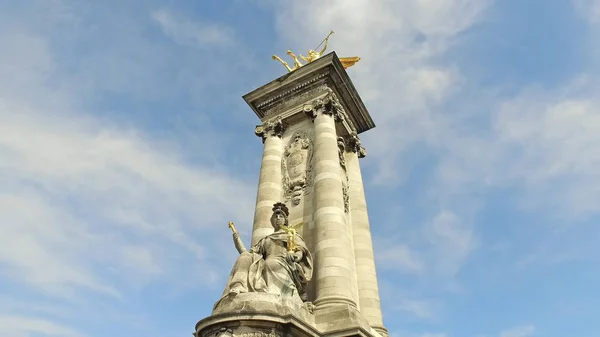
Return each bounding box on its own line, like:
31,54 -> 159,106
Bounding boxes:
299,54 -> 309,61
228,222 -> 247,254
233,232 -> 247,254
272,55 -> 293,72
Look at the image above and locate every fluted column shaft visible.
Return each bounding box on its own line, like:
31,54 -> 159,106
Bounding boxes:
309,97 -> 358,309
251,118 -> 286,246
346,134 -> 386,333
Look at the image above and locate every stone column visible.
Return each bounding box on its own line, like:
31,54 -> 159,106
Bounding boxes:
251,118 -> 286,246
307,95 -> 358,309
345,134 -> 387,336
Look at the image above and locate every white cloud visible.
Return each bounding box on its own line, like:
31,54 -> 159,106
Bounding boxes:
491,79 -> 600,216
375,241 -> 424,274
0,104 -> 255,296
395,299 -> 438,319
425,211 -> 478,278
151,9 -> 234,48
270,0 -> 490,180
573,0 -> 600,24
390,332 -> 447,337
430,76 -> 600,220
499,324 -> 535,337
0,2 -> 256,327
0,315 -> 83,337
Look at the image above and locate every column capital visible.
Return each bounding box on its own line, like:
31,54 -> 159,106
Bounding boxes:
303,89 -> 350,125
344,133 -> 367,158
254,117 -> 287,143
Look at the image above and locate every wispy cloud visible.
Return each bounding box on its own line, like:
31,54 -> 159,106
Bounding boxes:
573,0 -> 600,24
0,315 -> 84,337
499,325 -> 535,337
0,1 -> 256,334
151,9 -> 234,48
2,1 -> 599,336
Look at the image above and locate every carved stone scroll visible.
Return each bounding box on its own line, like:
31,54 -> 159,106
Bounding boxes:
282,131 -> 314,206
302,89 -> 357,132
344,132 -> 367,158
255,117 -> 287,143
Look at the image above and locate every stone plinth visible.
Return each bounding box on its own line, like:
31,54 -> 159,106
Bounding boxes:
212,292 -> 315,326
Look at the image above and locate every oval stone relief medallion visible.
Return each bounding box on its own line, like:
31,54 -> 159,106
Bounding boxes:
282,131 -> 314,206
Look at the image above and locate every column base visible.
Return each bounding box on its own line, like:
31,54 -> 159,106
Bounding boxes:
372,326 -> 389,337
314,304 -> 372,335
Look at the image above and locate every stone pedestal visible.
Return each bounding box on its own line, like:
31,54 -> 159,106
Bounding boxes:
195,52 -> 387,337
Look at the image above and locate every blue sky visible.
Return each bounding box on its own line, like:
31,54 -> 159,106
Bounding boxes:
1,1 -> 599,336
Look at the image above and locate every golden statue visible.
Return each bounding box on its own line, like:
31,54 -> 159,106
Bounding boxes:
280,222 -> 305,252
272,30 -> 361,72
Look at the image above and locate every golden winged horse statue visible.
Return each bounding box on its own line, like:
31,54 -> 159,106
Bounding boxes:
272,30 -> 361,72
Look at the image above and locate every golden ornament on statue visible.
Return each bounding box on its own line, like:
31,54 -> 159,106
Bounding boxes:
280,222 -> 305,252
272,30 -> 361,72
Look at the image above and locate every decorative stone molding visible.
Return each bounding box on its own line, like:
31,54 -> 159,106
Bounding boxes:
338,137 -> 350,213
301,89 -> 357,133
337,137 -> 347,172
243,52 -> 375,133
254,117 -> 287,143
342,184 -> 349,214
282,131 -> 314,206
302,103 -> 317,120
205,326 -> 283,337
321,93 -> 344,121
325,88 -> 357,132
214,328 -> 235,337
303,301 -> 316,314
257,72 -> 330,112
263,84 -> 329,118
234,329 -> 281,337
302,92 -> 340,121
344,133 -> 367,158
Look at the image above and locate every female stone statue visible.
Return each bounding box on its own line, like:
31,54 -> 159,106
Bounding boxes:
217,202 -> 313,304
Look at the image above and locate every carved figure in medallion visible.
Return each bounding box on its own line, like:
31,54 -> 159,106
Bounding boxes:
282,131 -> 313,206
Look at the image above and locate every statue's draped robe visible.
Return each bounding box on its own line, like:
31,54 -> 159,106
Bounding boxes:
218,230 -> 313,302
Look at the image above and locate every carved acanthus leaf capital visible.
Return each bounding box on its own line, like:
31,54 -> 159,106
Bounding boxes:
303,103 -> 317,120
303,90 -> 348,123
255,117 -> 287,142
322,92 -> 344,121
345,133 -> 367,158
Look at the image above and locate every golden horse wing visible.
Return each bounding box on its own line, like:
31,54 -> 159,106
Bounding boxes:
339,56 -> 361,69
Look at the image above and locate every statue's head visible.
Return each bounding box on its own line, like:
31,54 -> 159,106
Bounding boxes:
308,50 -> 319,58
270,202 -> 289,230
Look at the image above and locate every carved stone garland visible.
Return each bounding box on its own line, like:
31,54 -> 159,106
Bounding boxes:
212,327 -> 282,337
281,130 -> 314,206
337,137 -> 350,214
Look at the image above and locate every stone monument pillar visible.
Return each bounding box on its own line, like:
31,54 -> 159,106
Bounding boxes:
252,118 -> 286,245
194,52 -> 388,337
